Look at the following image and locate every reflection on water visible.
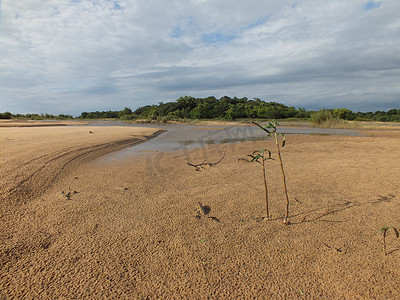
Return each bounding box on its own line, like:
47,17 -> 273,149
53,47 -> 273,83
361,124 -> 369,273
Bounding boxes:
179,136 -> 268,146
95,122 -> 360,162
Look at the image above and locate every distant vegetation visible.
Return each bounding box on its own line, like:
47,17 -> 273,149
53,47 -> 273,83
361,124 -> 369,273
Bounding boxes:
1,96 -> 400,123
79,97 -> 307,121
0,112 -> 12,119
0,112 -> 73,120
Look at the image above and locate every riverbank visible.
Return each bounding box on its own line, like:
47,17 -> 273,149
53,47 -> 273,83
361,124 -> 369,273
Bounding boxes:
1,126 -> 400,298
2,117 -> 400,131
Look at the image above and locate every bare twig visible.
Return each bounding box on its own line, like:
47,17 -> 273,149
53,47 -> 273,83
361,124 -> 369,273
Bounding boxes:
187,151 -> 226,171
61,190 -> 78,200
323,243 -> 343,253
237,158 -> 251,163
376,225 -> 399,256
294,197 -> 302,203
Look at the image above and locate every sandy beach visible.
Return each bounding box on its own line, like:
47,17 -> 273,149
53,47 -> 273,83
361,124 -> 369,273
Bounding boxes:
1,123 -> 400,298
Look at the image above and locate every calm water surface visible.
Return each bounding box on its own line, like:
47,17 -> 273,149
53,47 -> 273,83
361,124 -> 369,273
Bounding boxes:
90,121 -> 359,162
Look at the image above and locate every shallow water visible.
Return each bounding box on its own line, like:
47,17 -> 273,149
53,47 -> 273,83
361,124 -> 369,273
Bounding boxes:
94,122 -> 359,162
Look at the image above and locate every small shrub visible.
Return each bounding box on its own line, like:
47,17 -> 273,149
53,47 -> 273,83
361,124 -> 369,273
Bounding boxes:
310,109 -> 333,125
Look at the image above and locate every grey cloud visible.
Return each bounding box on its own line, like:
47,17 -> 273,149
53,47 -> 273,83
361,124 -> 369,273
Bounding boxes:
0,0 -> 399,114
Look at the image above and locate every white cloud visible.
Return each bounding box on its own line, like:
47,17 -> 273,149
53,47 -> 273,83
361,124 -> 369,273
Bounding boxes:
0,0 -> 399,114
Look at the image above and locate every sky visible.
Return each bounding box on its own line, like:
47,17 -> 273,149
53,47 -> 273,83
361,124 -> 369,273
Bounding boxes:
0,0 -> 399,115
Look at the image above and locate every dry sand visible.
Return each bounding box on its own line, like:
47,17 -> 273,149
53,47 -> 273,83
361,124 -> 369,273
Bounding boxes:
0,126 -> 163,207
1,125 -> 400,299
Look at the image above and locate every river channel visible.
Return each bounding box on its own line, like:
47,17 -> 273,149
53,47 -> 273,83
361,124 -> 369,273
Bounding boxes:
90,121 -> 359,162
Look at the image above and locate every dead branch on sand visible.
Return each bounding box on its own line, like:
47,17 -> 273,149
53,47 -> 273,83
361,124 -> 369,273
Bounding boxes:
187,151 -> 226,171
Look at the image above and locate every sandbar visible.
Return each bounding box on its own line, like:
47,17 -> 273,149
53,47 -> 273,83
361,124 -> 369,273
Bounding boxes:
1,125 -> 400,298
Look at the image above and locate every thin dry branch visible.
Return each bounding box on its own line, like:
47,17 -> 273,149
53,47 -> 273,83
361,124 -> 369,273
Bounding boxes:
187,151 -> 226,171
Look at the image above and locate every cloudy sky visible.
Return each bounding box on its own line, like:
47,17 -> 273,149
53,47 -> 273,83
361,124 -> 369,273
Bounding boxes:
0,0 -> 399,115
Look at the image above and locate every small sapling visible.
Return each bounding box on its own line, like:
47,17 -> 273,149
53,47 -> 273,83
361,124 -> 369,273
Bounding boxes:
248,148 -> 273,220
252,121 -> 290,225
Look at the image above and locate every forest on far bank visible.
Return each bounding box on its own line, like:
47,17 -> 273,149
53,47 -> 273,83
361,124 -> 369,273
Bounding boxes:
2,96 -> 400,122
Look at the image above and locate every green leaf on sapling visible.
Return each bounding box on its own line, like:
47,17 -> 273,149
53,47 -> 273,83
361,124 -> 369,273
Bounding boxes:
266,123 -> 275,129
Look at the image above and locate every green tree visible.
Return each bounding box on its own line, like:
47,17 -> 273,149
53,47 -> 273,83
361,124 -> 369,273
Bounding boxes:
332,108 -> 355,120
0,112 -> 12,119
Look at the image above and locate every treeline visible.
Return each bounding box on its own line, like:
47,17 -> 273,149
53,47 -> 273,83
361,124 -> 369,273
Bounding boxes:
0,112 -> 74,120
79,96 -> 400,122
0,112 -> 12,119
80,96 -> 309,120
311,108 -> 400,122
2,96 -> 399,122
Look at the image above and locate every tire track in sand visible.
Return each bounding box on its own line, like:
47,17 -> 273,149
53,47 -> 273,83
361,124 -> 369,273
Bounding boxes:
0,130 -> 165,206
